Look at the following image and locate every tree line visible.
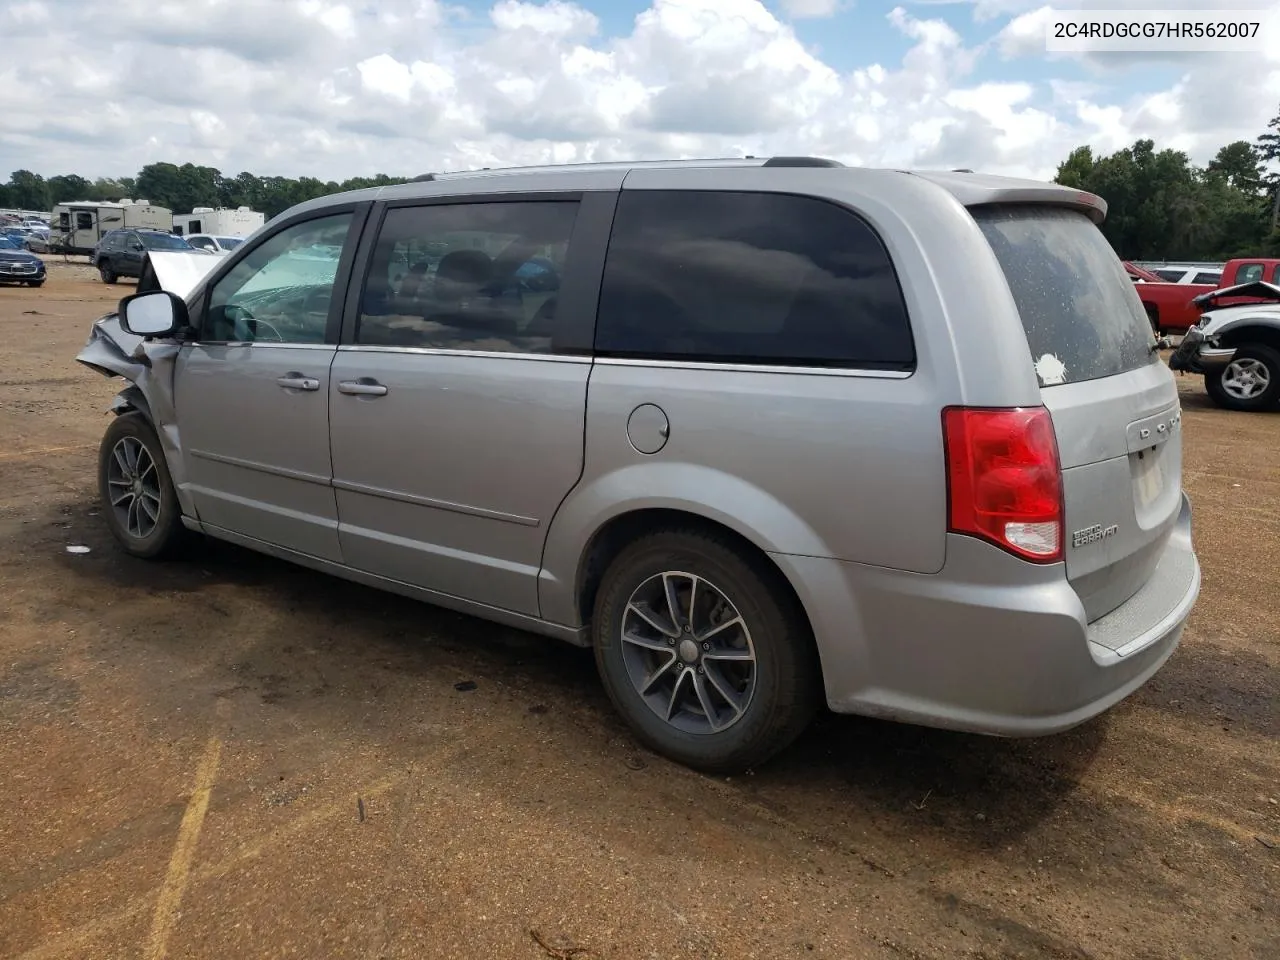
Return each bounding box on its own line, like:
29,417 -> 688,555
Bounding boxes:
0,164 -> 417,222
3,102 -> 1280,259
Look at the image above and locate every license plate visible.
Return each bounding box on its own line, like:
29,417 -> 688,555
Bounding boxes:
1135,452 -> 1164,507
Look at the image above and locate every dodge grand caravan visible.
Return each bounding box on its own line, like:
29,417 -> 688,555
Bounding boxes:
77,157 -> 1200,773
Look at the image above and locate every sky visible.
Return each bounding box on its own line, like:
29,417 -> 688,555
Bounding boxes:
1,0 -> 1279,183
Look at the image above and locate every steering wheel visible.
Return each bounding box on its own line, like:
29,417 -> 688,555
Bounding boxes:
225,304 -> 284,343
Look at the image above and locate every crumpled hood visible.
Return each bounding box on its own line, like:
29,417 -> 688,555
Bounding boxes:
75,251 -> 218,383
142,250 -> 222,299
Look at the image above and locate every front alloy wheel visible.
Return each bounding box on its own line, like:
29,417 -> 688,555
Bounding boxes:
106,435 -> 163,540
97,413 -> 184,558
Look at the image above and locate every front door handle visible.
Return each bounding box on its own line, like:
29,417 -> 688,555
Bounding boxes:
337,378 -> 389,397
277,373 -> 320,391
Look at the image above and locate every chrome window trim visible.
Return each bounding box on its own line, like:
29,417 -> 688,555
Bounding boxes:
336,344 -> 912,377
337,344 -> 591,364
593,356 -> 914,379
185,341 -> 336,350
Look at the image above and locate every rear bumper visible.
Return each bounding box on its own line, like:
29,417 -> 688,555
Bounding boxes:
774,492 -> 1199,737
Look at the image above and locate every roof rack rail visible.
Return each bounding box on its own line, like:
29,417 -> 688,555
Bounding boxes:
410,173 -> 435,182
763,156 -> 843,168
952,168 -> 974,173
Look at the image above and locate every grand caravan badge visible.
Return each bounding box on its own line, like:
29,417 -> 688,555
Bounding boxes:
1071,523 -> 1119,549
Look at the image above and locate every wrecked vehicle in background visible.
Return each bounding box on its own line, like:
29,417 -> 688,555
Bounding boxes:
1169,280 -> 1280,411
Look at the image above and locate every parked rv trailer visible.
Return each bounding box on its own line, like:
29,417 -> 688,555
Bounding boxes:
51,200 -> 172,255
171,206 -> 265,238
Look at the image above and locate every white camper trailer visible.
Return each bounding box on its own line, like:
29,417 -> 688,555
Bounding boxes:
172,206 -> 265,239
52,200 -> 172,255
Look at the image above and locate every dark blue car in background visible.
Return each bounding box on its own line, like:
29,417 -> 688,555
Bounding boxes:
0,235 -> 46,287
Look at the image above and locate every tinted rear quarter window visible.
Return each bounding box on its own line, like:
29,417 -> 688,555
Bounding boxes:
595,190 -> 914,369
973,206 -> 1156,386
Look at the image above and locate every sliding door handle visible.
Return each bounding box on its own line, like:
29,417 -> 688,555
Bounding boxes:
337,378 -> 389,397
277,373 -> 320,391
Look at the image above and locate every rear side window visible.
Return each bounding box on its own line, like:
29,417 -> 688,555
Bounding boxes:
973,206 -> 1156,386
1153,269 -> 1183,282
1192,271 -> 1220,285
595,190 -> 914,369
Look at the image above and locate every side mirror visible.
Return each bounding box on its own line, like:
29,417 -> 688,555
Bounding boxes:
130,242 -> 145,252
119,290 -> 188,338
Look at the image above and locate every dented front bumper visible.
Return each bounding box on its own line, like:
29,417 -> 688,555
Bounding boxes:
1167,327 -> 1236,374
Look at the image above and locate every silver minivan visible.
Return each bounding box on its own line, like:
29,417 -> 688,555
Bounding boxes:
78,157 -> 1200,772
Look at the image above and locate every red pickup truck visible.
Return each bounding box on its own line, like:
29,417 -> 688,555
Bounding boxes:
1126,258 -> 1280,335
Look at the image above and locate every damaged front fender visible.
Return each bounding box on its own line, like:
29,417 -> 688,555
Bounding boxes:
73,253 -> 218,521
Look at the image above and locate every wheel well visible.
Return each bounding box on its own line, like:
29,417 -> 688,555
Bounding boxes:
111,386 -> 154,426
1218,325 -> 1280,354
575,508 -> 817,643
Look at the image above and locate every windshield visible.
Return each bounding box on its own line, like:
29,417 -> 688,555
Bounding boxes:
973,205 -> 1157,387
0,237 -> 19,250
141,233 -> 193,251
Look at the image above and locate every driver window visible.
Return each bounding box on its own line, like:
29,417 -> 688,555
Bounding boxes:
357,201 -> 577,354
204,213 -> 352,344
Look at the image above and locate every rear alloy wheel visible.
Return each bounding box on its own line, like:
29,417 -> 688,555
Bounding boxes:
1205,343 -> 1280,412
98,413 -> 184,558
592,529 -> 820,773
98,261 -> 117,284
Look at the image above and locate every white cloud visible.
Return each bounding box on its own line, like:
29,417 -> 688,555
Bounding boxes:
779,0 -> 844,19
0,0 -> 1274,188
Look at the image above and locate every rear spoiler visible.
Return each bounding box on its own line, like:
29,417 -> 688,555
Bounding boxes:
1191,280 -> 1280,308
907,171 -> 1107,224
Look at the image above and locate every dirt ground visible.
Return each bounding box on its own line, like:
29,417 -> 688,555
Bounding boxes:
0,261 -> 1276,960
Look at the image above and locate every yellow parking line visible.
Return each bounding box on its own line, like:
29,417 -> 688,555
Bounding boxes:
13,771 -> 405,960
0,444 -> 96,462
142,737 -> 223,960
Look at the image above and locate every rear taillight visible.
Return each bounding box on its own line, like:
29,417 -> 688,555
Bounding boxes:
942,406 -> 1064,563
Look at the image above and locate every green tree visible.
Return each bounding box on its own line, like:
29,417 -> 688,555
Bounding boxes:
1054,137 -> 1268,259
7,170 -> 50,211
46,174 -> 92,205
1207,140 -> 1263,194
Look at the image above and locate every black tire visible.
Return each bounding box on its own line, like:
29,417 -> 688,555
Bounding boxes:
592,528 -> 821,773
1204,343 -> 1280,412
98,260 -> 117,284
97,413 -> 185,559
1145,304 -> 1161,336
27,280 -> 44,288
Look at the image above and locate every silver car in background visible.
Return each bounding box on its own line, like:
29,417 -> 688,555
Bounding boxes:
77,157 -> 1200,772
